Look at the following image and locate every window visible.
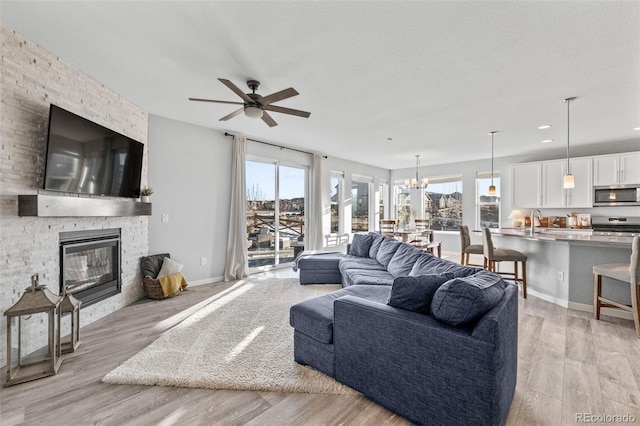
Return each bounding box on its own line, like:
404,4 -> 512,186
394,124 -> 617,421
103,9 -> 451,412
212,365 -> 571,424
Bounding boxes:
330,171 -> 343,234
476,172 -> 500,229
351,177 -> 371,232
394,183 -> 412,230
246,160 -> 306,269
424,175 -> 463,231
378,180 -> 388,229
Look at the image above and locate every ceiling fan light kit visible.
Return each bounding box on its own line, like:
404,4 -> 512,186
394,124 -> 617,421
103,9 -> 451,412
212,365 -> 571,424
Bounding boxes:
189,78 -> 310,127
244,105 -> 263,119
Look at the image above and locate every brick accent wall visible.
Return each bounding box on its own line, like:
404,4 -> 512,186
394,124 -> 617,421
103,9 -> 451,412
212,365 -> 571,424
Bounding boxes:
0,26 -> 149,366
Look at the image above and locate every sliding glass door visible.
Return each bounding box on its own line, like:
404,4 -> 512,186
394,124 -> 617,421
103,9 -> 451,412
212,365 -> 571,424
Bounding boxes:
246,160 -> 305,269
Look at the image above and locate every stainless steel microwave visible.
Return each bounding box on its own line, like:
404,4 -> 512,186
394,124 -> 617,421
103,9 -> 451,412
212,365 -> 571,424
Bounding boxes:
593,185 -> 640,206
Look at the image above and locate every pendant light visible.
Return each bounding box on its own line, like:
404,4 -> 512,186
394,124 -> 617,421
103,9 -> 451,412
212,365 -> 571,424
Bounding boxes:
488,131 -> 497,196
405,155 -> 428,189
563,97 -> 577,189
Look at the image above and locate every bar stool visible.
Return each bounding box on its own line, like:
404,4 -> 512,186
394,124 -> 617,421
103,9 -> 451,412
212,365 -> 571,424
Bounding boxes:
593,236 -> 640,337
482,227 -> 528,298
459,225 -> 483,266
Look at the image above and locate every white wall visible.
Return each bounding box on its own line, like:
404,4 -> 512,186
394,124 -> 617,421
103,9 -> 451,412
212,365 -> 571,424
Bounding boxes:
148,115 -> 231,284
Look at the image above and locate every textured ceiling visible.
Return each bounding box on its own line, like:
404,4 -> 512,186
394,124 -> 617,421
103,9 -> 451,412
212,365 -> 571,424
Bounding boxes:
1,1 -> 638,170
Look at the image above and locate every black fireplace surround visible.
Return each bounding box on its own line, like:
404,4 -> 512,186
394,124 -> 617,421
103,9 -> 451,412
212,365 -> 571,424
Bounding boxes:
59,228 -> 121,307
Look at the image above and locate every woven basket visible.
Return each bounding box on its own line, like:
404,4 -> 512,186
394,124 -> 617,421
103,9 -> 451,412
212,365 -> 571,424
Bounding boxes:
142,276 -> 179,300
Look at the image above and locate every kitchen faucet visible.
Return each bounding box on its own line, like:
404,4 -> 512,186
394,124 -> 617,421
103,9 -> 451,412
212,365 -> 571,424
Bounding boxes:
530,209 -> 542,234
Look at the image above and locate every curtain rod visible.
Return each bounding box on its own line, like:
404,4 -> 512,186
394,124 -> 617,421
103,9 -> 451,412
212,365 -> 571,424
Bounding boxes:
224,132 -> 326,158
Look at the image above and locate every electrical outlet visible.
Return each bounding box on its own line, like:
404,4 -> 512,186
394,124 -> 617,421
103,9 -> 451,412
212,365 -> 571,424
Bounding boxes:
557,271 -> 564,281
200,257 -> 207,266
161,213 -> 169,223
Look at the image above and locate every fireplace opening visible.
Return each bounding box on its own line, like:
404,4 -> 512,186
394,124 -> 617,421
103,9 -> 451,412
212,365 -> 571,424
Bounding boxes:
60,229 -> 121,307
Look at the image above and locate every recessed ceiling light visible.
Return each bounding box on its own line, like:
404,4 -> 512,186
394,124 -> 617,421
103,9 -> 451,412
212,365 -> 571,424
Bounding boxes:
634,127 -> 640,131
541,139 -> 554,143
538,124 -> 552,130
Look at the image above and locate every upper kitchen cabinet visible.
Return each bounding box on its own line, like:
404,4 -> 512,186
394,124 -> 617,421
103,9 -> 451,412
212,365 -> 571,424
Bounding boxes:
511,162 -> 541,208
593,152 -> 640,186
541,158 -> 592,208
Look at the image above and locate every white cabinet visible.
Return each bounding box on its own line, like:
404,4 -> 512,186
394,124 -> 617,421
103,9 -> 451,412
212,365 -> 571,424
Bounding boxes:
541,160 -> 565,207
566,157 -> 593,207
511,163 -> 541,208
593,152 -> 640,185
541,158 -> 592,208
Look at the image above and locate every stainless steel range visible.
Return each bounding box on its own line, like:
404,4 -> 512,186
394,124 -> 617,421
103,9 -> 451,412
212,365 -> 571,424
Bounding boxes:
591,216 -> 640,237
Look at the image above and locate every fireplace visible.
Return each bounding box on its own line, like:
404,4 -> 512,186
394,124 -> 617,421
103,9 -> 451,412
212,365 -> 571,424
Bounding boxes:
60,229 -> 121,307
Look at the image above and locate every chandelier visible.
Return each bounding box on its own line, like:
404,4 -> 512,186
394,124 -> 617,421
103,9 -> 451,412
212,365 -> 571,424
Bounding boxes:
405,154 -> 428,189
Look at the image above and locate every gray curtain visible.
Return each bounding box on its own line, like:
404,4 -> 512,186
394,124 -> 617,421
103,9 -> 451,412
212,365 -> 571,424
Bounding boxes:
306,153 -> 324,251
224,135 -> 249,280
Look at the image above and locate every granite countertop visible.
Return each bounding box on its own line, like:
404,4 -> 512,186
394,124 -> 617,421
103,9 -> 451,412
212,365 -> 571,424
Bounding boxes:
488,227 -> 635,245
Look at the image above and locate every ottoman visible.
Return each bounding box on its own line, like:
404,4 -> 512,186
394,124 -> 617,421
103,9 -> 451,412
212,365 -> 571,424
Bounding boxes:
296,252 -> 345,284
289,285 -> 391,377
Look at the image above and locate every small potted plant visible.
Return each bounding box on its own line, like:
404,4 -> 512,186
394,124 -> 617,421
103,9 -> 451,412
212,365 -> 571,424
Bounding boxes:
140,186 -> 153,203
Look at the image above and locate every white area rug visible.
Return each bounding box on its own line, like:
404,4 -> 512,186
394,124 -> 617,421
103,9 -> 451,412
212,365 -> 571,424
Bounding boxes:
102,277 -> 357,394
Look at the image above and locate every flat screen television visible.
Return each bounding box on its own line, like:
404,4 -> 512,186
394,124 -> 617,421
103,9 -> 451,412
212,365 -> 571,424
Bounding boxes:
43,104 -> 144,198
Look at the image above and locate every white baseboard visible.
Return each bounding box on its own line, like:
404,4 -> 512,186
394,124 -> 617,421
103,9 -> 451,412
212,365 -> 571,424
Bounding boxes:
568,301 -> 633,320
526,288 -> 569,308
188,276 -> 225,287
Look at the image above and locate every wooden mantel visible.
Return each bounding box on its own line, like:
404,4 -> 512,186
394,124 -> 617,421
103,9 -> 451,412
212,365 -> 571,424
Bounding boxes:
18,195 -> 152,217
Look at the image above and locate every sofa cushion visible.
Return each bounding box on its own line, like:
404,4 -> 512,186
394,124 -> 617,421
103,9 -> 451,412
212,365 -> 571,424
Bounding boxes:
431,270 -> 507,326
290,285 -> 392,344
409,253 -> 481,278
297,252 -> 345,271
387,273 -> 455,314
344,269 -> 396,286
348,233 -> 374,257
375,238 -> 402,269
339,256 -> 386,275
368,232 -> 385,258
387,244 -> 425,277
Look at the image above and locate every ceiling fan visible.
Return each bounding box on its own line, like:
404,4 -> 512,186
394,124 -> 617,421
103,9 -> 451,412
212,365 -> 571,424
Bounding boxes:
189,78 -> 311,127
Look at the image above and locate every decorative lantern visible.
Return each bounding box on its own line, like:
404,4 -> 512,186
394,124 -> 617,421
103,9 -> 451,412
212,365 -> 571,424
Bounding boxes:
60,287 -> 81,354
4,274 -> 62,387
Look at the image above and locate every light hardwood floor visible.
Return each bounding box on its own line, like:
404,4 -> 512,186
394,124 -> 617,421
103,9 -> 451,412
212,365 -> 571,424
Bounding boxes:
1,259 -> 639,426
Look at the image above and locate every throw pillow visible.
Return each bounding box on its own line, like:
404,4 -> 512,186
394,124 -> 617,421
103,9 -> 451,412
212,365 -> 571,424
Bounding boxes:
387,273 -> 455,314
156,257 -> 184,279
431,271 -> 506,326
140,253 -> 171,278
349,233 -> 374,258
368,232 -> 384,258
375,237 -> 402,268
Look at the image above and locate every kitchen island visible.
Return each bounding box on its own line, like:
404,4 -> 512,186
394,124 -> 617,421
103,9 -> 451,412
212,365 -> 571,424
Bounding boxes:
485,228 -> 634,314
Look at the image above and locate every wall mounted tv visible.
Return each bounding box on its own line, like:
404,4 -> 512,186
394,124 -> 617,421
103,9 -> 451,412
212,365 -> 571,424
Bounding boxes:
43,104 -> 144,198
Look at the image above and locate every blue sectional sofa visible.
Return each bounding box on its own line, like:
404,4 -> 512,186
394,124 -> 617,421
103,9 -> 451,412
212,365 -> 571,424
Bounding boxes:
290,232 -> 518,426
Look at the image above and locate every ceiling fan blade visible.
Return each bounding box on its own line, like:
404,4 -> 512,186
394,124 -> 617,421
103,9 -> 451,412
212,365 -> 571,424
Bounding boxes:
218,78 -> 254,104
263,104 -> 311,118
219,108 -> 244,121
258,87 -> 299,106
189,97 -> 243,105
261,111 -> 278,127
